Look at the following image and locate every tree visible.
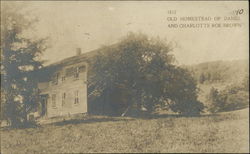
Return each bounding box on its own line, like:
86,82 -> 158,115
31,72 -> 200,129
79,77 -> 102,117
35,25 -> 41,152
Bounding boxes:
1,4 -> 47,127
207,87 -> 222,113
88,32 -> 204,116
199,73 -> 205,84
207,80 -> 249,113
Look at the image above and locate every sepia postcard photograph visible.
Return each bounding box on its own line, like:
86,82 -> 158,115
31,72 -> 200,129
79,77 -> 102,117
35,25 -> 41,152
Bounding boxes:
0,0 -> 249,153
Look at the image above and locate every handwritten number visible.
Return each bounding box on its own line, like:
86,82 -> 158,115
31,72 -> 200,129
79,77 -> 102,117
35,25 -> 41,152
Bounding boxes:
236,9 -> 244,15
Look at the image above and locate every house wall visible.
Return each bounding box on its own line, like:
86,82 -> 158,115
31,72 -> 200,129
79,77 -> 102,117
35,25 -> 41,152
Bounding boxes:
38,61 -> 88,118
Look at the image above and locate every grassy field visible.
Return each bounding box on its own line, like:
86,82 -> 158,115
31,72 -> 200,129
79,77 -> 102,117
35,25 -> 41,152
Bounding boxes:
1,108 -> 249,153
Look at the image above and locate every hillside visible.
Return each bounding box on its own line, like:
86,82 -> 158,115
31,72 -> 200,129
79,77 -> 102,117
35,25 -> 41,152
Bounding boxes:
183,59 -> 249,110
1,108 -> 249,153
184,59 -> 248,84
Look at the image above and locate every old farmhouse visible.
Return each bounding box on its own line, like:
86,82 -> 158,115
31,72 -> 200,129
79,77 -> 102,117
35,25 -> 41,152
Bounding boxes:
34,48 -> 95,119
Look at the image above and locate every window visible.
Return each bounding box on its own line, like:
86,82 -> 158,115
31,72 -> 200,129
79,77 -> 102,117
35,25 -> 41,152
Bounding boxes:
74,67 -> 79,79
74,90 -> 79,104
79,65 -> 86,73
65,65 -> 85,79
66,67 -> 74,77
52,94 -> 56,108
62,92 -> 66,106
52,73 -> 59,85
62,76 -> 66,82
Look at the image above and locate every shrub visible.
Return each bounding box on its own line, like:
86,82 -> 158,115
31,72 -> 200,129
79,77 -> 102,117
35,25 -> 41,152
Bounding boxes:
207,80 -> 249,113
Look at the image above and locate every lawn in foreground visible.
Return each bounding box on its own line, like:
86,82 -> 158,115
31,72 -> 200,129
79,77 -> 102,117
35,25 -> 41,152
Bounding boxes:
1,108 -> 249,153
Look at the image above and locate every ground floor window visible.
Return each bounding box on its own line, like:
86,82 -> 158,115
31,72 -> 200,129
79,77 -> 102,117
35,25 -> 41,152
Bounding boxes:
74,90 -> 79,104
52,94 -> 56,108
62,92 -> 66,106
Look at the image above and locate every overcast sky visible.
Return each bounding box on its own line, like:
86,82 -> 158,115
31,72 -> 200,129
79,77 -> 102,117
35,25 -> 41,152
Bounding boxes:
2,1 -> 249,65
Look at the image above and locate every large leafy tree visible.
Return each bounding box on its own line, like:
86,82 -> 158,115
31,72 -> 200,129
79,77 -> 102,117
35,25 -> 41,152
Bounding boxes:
88,33 -> 204,116
1,4 -> 47,127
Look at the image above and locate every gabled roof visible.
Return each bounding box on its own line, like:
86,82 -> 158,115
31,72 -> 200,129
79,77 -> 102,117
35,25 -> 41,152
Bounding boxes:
44,42 -> 119,68
35,43 -> 118,82
45,48 -> 99,68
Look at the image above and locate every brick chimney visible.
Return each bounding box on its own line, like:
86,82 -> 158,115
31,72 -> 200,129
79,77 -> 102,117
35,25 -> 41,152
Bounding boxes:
76,48 -> 81,56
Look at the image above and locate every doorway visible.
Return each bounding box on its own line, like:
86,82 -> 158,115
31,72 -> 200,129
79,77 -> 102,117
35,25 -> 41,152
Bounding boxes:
40,94 -> 48,117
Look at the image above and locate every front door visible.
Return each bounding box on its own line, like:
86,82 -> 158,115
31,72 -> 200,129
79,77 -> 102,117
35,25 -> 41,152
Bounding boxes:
41,95 -> 48,116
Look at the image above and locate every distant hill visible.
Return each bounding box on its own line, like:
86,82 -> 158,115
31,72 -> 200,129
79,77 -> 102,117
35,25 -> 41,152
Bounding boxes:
183,59 -> 249,84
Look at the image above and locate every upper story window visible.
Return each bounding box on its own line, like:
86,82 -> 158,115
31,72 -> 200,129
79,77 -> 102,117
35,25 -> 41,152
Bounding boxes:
79,65 -> 86,73
74,67 -> 79,79
66,67 -> 74,77
74,90 -> 79,104
63,64 -> 86,81
52,94 -> 56,108
52,73 -> 59,85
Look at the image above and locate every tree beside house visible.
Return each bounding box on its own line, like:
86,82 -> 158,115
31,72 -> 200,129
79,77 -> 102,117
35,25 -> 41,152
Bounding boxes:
1,4 -> 47,127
